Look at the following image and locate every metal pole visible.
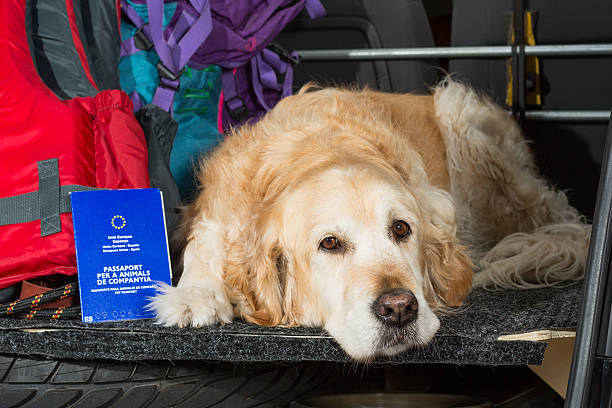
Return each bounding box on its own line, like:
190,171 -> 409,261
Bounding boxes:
512,0 -> 525,123
297,44 -> 612,61
524,111 -> 612,122
565,115 -> 612,408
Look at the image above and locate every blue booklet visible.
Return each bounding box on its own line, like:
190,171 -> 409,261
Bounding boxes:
70,188 -> 172,323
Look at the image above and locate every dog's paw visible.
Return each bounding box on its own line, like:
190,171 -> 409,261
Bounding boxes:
147,282 -> 233,327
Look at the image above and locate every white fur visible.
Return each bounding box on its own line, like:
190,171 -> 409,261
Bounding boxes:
149,80 -> 590,361
281,166 -> 440,360
149,221 -> 233,326
433,79 -> 590,288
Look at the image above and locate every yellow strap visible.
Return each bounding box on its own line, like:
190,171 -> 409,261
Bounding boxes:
506,11 -> 542,107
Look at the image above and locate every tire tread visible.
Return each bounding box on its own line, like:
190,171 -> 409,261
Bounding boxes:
0,356 -> 332,408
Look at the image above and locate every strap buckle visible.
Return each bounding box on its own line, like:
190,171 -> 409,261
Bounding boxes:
225,95 -> 249,122
156,62 -> 185,92
157,61 -> 185,82
133,25 -> 154,51
266,43 -> 299,66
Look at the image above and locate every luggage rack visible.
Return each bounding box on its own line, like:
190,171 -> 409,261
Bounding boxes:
297,43 -> 612,122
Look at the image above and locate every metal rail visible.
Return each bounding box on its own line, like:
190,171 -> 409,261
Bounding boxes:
565,116 -> 612,408
297,44 -> 612,122
297,44 -> 612,61
524,111 -> 612,122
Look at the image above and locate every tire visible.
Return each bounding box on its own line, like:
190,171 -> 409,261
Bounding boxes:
0,355 -> 335,408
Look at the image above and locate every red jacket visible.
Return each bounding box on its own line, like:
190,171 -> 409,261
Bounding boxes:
0,0 -> 150,288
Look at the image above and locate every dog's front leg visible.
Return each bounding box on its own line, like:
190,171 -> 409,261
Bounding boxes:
149,220 -> 234,327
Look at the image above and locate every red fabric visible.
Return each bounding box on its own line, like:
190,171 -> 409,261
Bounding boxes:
0,0 -> 149,289
116,0 -> 122,40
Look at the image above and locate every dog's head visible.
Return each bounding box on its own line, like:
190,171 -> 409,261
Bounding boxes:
224,89 -> 473,360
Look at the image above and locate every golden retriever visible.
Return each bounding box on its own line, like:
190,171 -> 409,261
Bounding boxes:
149,80 -> 590,361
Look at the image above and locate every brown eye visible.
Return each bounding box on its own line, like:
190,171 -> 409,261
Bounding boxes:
392,220 -> 411,239
320,236 -> 341,251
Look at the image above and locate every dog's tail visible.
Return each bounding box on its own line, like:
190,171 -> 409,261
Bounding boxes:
433,78 -> 591,289
474,221 -> 591,289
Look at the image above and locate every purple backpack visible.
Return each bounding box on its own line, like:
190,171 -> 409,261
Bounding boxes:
121,0 -> 325,130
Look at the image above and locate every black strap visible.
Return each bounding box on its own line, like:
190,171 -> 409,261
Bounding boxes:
0,158 -> 104,235
222,69 -> 250,122
25,0 -> 98,99
512,0 -> 526,124
38,158 -> 61,236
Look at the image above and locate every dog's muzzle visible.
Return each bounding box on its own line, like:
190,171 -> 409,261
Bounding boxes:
373,289 -> 418,327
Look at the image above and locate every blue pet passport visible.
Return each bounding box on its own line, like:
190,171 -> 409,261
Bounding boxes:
70,188 -> 172,323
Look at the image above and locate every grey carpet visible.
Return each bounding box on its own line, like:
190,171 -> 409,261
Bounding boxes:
0,282 -> 582,365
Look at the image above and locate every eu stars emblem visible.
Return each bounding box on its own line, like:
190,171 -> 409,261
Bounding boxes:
111,215 -> 126,230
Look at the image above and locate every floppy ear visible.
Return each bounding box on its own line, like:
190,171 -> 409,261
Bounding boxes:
227,210 -> 285,326
418,188 -> 473,308
245,232 -> 285,325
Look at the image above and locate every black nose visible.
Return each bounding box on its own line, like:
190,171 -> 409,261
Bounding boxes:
373,290 -> 418,327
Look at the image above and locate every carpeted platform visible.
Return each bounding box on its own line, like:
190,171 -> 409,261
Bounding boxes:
0,282 -> 583,365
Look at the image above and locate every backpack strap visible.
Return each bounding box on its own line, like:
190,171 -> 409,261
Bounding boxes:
119,0 -> 154,57
0,159 -> 104,236
147,0 -> 213,112
121,0 -> 323,117
222,69 -> 249,122
222,45 -> 298,122
220,0 -> 324,125
251,46 -> 298,111
120,0 -> 213,112
304,0 -> 326,19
